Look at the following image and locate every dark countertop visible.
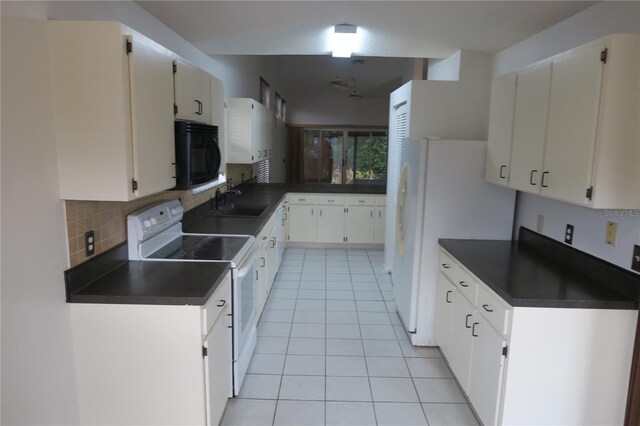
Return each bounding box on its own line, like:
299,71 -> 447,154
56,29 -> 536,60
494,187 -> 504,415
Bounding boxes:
69,258 -> 230,305
439,236 -> 638,310
183,182 -> 386,236
67,182 -> 383,305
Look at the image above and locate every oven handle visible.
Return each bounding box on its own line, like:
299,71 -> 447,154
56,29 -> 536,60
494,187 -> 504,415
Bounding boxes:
236,245 -> 260,279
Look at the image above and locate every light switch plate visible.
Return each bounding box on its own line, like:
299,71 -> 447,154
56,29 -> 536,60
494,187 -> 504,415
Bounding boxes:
537,215 -> 544,233
564,224 -> 574,245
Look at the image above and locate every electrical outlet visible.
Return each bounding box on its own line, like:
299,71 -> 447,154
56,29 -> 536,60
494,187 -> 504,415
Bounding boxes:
632,245 -> 640,273
606,221 -> 618,246
536,215 -> 544,233
85,230 -> 95,256
564,224 -> 574,245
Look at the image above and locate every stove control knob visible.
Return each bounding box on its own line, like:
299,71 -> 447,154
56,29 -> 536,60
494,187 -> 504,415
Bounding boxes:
150,218 -> 157,225
143,219 -> 152,228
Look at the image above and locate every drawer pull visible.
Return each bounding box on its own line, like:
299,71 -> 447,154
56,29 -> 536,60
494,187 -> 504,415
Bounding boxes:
499,165 -> 507,179
442,264 -> 450,269
359,200 -> 365,203
445,291 -> 452,303
459,281 -> 469,288
529,169 -> 538,186
465,314 -> 472,328
482,304 -> 494,312
260,257 -> 266,267
216,300 -> 226,307
472,322 -> 479,337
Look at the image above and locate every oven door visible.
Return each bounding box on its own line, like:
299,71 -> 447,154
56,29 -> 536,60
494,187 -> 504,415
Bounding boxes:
232,245 -> 259,395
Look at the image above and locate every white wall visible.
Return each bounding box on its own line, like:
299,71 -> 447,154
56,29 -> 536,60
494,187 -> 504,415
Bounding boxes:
286,95 -> 390,126
427,51 -> 461,80
492,1 -> 640,273
0,1 -> 286,423
1,13 -> 80,425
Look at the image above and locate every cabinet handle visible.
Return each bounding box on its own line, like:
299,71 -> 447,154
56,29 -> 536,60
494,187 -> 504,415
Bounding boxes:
482,304 -> 494,312
195,100 -> 203,115
499,165 -> 507,179
459,281 -> 469,288
541,171 -> 549,188
445,291 -> 452,303
263,150 -> 268,157
261,257 -> 265,267
283,213 -> 287,220
269,149 -> 272,156
299,199 -> 306,202
311,209 -> 314,216
320,209 -> 322,217
529,169 -> 538,186
358,200 -> 365,204
216,300 -> 226,307
255,270 -> 258,280
442,264 -> 450,269
259,151 -> 262,158
270,239 -> 276,248
465,314 -> 472,328
370,210 -> 373,217
472,322 -> 479,337
378,211 -> 381,218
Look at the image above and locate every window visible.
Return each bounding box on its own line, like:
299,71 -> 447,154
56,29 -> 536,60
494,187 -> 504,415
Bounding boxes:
259,78 -> 271,109
275,92 -> 286,121
301,128 -> 387,184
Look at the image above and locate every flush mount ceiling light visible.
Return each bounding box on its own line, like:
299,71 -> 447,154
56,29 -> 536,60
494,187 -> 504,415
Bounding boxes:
332,24 -> 358,58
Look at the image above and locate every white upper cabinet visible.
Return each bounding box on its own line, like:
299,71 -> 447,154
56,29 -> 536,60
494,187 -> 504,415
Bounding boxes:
226,98 -> 272,164
174,59 -> 211,124
485,73 -> 517,186
487,34 -> 639,209
49,21 -> 176,201
508,62 -> 552,193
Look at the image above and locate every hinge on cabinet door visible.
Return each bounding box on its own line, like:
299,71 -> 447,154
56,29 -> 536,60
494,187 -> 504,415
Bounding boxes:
251,104 -> 254,109
131,179 -> 138,192
502,346 -> 508,358
125,39 -> 132,55
224,102 -> 227,109
600,48 -> 608,63
202,346 -> 208,358
586,186 -> 593,200
172,62 -> 177,74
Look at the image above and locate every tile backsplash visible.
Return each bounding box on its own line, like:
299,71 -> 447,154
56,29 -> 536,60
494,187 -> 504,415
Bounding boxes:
65,163 -> 254,267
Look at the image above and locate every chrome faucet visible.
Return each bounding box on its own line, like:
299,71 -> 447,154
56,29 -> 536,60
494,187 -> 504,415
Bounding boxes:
215,188 -> 242,209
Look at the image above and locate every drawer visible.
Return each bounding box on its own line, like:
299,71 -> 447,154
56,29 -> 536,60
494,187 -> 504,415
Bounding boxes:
317,195 -> 345,206
202,273 -> 231,336
375,196 -> 387,206
439,251 -> 457,282
477,284 -> 511,336
346,195 -> 376,206
453,267 -> 478,305
288,194 -> 316,205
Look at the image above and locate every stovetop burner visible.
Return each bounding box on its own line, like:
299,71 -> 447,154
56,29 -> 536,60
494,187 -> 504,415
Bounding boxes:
147,235 -> 251,261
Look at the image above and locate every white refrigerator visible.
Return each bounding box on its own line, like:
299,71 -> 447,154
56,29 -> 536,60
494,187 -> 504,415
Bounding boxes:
391,138 -> 515,346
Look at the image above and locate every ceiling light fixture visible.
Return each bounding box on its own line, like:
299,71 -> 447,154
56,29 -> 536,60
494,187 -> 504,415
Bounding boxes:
332,24 -> 358,58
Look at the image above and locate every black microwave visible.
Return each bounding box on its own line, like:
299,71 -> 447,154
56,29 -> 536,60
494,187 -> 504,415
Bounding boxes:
174,121 -> 221,190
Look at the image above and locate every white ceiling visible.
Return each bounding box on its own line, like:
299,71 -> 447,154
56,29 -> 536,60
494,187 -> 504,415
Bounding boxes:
136,1 -> 596,58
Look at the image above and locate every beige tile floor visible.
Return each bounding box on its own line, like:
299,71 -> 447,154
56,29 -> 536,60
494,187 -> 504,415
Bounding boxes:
221,248 -> 480,426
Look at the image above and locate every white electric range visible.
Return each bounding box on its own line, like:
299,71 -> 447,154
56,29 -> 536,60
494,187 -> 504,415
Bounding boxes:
127,200 -> 259,396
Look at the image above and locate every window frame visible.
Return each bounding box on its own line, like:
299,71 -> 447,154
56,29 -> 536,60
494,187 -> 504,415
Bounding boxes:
259,77 -> 271,109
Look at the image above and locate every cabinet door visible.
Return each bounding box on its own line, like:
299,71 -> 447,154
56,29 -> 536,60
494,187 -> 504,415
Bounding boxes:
256,247 -> 268,315
448,294 -> 475,394
317,206 -> 345,243
468,315 -> 507,426
486,73 -> 517,186
541,45 -> 604,204
204,305 -> 232,426
253,103 -> 265,162
129,34 -> 176,198
509,62 -> 552,193
374,207 -> 386,244
435,273 -> 456,360
288,205 -> 317,242
345,206 -> 375,243
267,233 -> 278,286
174,60 -> 211,124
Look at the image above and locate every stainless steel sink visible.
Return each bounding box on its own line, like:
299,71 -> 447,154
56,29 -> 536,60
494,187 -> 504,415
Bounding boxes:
216,203 -> 268,217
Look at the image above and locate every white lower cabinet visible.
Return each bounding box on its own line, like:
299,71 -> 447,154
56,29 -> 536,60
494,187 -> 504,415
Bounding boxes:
436,248 -> 638,425
69,273 -> 232,425
447,292 -> 475,393
345,206 -> 375,243
287,194 -> 385,244
468,314 -> 506,426
204,303 -> 232,425
317,205 -> 345,243
434,273 -> 456,360
256,202 -> 287,318
288,204 -> 317,242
